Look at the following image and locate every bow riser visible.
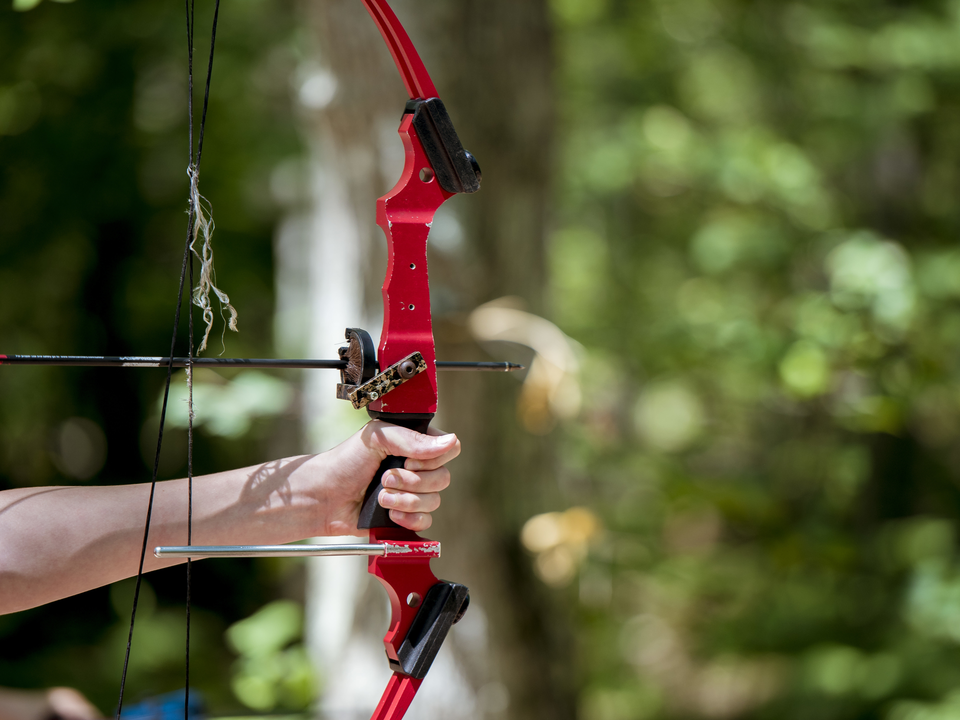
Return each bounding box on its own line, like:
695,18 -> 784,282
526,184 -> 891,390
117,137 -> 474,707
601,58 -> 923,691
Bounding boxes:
358,97 -> 475,718
368,527 -> 441,666
371,114 -> 452,416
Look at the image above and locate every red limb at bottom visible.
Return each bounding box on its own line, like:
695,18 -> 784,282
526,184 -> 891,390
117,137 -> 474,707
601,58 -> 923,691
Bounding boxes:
370,673 -> 423,720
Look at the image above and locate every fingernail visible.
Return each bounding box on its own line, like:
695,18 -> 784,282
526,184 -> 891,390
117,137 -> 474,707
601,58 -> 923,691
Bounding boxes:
382,473 -> 400,488
379,491 -> 396,508
405,460 -> 423,471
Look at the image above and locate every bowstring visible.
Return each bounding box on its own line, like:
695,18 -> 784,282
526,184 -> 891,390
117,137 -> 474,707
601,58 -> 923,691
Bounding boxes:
115,2 -> 222,719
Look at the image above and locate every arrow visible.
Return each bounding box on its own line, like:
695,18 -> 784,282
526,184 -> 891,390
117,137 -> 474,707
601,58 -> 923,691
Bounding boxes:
0,355 -> 523,371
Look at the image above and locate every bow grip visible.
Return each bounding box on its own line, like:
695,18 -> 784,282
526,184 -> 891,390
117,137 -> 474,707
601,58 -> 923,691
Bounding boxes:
358,412 -> 434,529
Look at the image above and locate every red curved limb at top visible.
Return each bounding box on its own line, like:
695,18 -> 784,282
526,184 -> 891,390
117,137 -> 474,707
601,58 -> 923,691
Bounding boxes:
360,0 -> 439,100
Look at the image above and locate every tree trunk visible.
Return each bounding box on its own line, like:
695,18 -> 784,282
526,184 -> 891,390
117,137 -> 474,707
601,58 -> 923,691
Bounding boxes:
425,3 -> 576,719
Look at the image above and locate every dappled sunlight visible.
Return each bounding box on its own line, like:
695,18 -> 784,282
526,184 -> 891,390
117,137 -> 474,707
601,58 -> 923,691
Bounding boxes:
161,369 -> 294,438
49,417 -> 107,481
469,298 -> 582,434
226,600 -> 315,712
633,380 -> 705,453
521,507 -> 600,588
827,233 -> 916,334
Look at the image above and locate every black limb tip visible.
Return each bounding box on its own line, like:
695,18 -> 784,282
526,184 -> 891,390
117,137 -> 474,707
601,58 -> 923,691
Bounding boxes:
407,98 -> 481,195
357,412 -> 434,529
395,581 -> 470,679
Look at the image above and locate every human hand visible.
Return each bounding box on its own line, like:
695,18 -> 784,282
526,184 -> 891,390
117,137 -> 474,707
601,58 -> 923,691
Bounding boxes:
318,421 -> 461,535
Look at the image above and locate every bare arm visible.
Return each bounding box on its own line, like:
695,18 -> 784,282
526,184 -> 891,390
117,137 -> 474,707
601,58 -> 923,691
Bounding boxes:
0,421 -> 459,615
0,687 -> 102,720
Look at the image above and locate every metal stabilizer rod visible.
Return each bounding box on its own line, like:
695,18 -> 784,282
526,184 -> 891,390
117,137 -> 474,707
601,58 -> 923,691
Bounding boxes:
155,540 -> 442,559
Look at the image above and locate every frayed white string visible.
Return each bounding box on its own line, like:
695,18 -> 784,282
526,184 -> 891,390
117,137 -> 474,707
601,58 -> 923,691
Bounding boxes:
187,163 -> 238,353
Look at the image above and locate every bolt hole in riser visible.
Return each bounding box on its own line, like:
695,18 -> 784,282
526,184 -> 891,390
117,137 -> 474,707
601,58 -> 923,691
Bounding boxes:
407,592 -> 422,608
399,262 -> 420,311
420,168 -> 434,183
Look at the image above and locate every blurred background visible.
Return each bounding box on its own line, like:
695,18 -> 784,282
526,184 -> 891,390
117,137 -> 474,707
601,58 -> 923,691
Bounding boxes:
4,0 -> 960,719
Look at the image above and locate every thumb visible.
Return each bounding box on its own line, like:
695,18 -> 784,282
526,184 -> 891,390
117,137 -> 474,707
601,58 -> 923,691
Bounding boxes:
364,421 -> 460,463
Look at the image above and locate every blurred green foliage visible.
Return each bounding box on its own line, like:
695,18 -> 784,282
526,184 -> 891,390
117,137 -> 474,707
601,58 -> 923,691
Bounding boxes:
8,0 -> 960,718
225,600 -> 315,712
544,0 -> 960,719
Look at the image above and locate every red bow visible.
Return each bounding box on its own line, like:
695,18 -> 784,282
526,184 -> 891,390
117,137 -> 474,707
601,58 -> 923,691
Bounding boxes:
335,3 -> 480,717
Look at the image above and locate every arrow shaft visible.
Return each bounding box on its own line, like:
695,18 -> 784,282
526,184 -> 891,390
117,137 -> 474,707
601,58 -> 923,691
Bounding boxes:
0,355 -> 521,371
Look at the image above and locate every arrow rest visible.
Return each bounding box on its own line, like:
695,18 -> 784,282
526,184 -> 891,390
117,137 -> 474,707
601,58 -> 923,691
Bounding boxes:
337,328 -> 428,410
338,327 -> 378,388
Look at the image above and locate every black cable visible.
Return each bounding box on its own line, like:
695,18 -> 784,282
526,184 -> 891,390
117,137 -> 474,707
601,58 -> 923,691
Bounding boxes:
115,3 -> 222,718
196,0 -> 221,168
184,237 -> 195,720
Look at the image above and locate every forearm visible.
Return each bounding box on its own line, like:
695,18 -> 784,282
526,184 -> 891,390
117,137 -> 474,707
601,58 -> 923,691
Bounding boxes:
0,422 -> 459,615
0,454 -> 327,615
0,687 -> 102,720
0,689 -> 44,720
